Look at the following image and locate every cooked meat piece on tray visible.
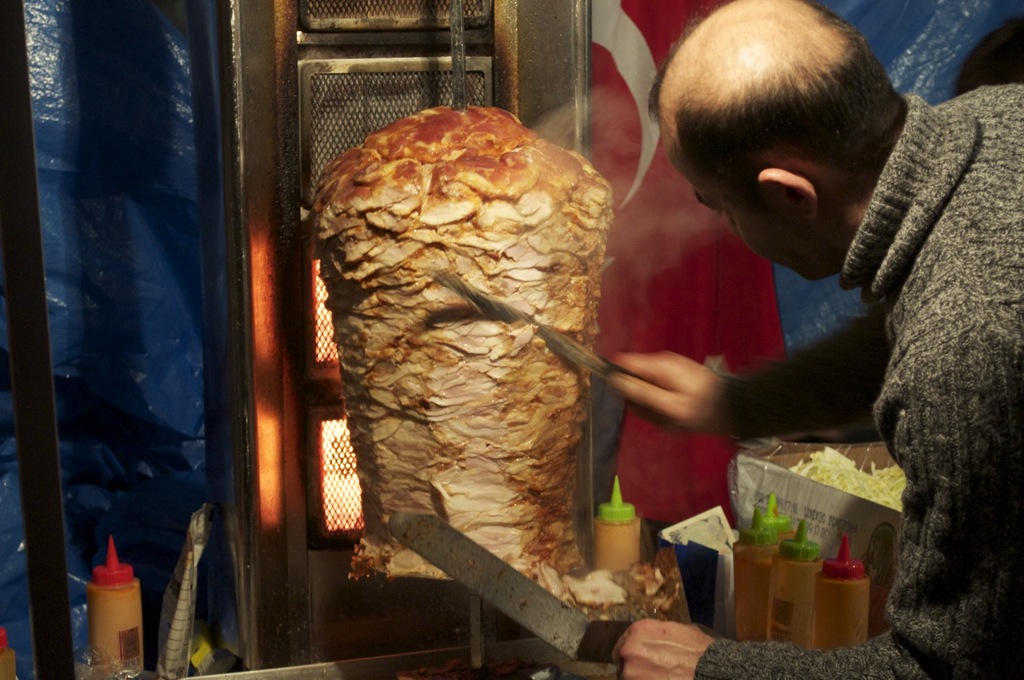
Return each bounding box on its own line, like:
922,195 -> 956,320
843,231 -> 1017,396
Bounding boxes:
314,106 -> 614,580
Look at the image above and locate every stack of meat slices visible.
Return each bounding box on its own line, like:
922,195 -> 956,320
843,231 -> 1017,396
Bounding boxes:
314,106 -> 614,580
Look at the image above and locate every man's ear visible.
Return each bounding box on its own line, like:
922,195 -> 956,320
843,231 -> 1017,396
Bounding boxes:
757,167 -> 818,219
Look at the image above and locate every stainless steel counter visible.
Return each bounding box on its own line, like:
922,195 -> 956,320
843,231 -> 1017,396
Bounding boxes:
194,638 -> 614,679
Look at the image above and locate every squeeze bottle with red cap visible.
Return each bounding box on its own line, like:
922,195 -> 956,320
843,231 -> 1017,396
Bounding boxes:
768,519 -> 821,647
733,507 -> 778,641
0,626 -> 15,680
593,475 -> 641,572
87,535 -> 144,673
814,533 -> 870,649
763,493 -> 795,541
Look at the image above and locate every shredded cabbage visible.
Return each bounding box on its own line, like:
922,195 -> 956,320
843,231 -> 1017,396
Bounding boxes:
788,446 -> 905,511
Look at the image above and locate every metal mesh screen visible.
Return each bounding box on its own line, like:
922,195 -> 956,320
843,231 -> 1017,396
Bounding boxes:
307,68 -> 488,198
319,416 -> 364,535
303,0 -> 488,30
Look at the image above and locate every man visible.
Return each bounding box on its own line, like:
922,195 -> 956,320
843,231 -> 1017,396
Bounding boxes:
608,0 -> 1024,677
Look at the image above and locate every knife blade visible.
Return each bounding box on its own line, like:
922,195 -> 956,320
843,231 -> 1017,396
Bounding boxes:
388,512 -> 631,663
431,271 -> 639,381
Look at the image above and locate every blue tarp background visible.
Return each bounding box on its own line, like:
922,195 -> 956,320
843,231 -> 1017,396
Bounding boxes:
3,1 -> 206,677
0,1 -> 1020,678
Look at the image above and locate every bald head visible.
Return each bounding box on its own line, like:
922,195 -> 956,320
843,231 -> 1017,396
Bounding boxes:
662,0 -> 844,126
652,0 -> 905,201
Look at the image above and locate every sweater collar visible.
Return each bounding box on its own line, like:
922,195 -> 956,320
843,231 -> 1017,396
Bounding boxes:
840,95 -> 979,301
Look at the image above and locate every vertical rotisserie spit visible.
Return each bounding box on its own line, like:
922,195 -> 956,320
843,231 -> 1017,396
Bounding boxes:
313,106 -> 613,580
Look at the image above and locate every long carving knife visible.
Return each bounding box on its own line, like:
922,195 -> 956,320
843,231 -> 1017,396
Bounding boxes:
431,271 -> 640,381
388,512 -> 631,663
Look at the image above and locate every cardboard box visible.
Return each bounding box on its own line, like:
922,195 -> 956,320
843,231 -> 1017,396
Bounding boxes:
729,441 -> 902,637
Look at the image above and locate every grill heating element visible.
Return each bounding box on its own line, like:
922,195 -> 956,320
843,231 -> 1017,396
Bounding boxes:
203,0 -> 594,670
312,258 -> 362,541
318,417 -> 362,534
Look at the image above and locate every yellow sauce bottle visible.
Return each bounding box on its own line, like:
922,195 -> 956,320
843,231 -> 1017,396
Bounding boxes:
0,626 -> 15,680
593,475 -> 640,572
768,519 -> 821,647
762,493 -> 795,541
733,507 -> 778,641
87,535 -> 144,674
814,533 -> 870,649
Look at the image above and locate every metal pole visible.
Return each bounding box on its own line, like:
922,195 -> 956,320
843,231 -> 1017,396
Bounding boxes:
449,0 -> 467,109
0,2 -> 76,679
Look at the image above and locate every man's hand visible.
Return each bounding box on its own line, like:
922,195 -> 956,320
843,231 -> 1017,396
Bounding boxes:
613,619 -> 715,679
607,351 -> 732,435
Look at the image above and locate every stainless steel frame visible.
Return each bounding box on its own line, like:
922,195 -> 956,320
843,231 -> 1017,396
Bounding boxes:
198,638 -> 612,679
300,0 -> 493,33
208,0 -> 593,671
1,5 -> 77,678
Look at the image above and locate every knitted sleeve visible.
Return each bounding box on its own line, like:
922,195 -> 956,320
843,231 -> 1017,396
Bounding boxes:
723,304 -> 889,440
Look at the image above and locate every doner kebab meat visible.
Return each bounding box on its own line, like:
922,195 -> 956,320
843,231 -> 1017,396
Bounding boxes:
313,106 -> 614,580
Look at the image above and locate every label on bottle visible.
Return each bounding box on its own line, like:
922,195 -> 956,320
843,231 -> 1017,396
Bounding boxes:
770,598 -> 794,642
119,627 -> 142,670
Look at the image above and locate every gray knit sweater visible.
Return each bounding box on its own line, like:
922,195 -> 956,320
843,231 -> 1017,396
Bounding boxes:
699,86 -> 1024,678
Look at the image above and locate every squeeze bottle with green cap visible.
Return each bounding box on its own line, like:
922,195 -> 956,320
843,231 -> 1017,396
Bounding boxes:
768,519 -> 821,647
87,535 -> 144,673
763,493 -> 795,541
0,626 -> 15,680
733,507 -> 778,641
813,533 -> 870,649
593,475 -> 641,572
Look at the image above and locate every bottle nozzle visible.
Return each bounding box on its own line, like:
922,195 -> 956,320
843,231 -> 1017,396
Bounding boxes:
837,533 -> 851,562
761,492 -> 793,535
779,519 -> 820,560
598,475 -> 636,522
106,534 -> 120,569
92,534 -> 134,586
738,507 -> 777,545
822,532 -> 865,580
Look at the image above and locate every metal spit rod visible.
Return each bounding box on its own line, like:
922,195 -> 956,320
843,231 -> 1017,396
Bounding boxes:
452,1 -> 475,655
449,0 -> 467,109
